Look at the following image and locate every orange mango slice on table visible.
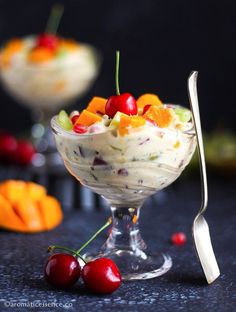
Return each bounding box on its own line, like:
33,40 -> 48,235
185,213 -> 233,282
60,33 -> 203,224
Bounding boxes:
14,198 -> 44,232
0,180 -> 27,205
38,196 -> 63,231
143,106 -> 173,128
76,109 -> 102,127
86,97 -> 107,115
27,182 -> 47,201
0,180 -> 63,233
137,93 -> 163,109
119,115 -> 146,136
0,194 -> 27,232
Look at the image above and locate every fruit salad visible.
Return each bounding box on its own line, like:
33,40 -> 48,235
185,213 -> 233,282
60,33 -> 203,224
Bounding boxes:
0,34 -> 99,111
52,51 -> 196,206
52,93 -> 196,206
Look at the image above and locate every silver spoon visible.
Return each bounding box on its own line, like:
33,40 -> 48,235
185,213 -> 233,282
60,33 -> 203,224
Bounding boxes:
188,71 -> 220,284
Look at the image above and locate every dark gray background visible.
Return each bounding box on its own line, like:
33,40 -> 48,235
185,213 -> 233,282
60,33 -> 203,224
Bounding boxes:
0,0 -> 235,133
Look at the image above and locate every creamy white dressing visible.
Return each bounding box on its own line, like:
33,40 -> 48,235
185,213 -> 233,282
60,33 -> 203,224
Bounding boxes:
53,113 -> 196,206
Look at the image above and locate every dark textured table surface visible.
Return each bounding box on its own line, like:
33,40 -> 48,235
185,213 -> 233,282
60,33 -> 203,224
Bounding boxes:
0,176 -> 235,312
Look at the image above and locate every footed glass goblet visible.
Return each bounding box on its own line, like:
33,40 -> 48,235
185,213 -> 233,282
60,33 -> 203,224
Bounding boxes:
0,37 -> 100,167
51,109 -> 196,280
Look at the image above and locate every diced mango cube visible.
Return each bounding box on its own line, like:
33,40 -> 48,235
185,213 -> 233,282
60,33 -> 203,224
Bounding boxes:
86,97 -> 107,115
119,115 -> 146,136
137,93 -> 162,109
75,109 -> 102,126
143,106 -> 173,128
28,47 -> 54,63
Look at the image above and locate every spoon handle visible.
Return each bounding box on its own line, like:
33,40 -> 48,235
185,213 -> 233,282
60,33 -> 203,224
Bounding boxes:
188,71 -> 208,214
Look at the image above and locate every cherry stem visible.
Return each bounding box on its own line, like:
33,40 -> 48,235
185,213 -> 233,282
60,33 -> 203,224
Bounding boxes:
76,218 -> 112,255
45,4 -> 64,34
47,245 -> 87,264
115,50 -> 120,95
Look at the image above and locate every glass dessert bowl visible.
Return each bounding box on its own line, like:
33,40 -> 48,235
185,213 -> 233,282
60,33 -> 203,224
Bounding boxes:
51,92 -> 196,280
0,35 -> 100,167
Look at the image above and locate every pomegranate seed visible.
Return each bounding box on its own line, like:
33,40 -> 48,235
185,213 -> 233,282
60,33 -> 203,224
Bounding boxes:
73,123 -> 88,134
143,104 -> 152,115
171,232 -> 186,246
71,115 -> 80,124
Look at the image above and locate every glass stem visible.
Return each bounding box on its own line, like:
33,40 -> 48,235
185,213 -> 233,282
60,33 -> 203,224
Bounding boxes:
103,206 -> 147,254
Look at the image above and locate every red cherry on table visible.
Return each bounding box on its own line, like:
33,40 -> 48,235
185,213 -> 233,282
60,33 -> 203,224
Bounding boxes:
0,134 -> 18,162
171,232 -> 187,246
36,33 -> 59,50
44,253 -> 81,288
14,140 -> 36,166
105,93 -> 137,118
82,258 -> 121,294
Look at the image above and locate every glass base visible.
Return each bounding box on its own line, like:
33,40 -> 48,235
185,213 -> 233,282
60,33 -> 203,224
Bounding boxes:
83,249 -> 172,281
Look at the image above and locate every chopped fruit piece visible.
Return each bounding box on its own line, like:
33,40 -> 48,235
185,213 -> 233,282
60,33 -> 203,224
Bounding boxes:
36,33 -> 59,51
174,107 -> 191,122
105,93 -> 137,118
143,104 -> 152,115
0,180 -> 63,233
0,180 -> 27,205
0,39 -> 23,68
59,39 -> 80,51
75,110 -> 102,127
58,110 -> 73,130
87,97 -> 107,115
109,111 -> 125,128
93,157 -> 108,166
38,196 -> 63,230
28,46 -> 55,63
171,232 -> 186,246
27,182 -> 46,201
0,194 -> 26,232
70,110 -> 80,124
5,39 -> 23,53
143,106 -> 173,128
137,93 -> 162,109
71,115 -> 79,125
174,140 -> 180,148
14,198 -> 44,232
73,123 -> 88,134
119,115 -> 146,136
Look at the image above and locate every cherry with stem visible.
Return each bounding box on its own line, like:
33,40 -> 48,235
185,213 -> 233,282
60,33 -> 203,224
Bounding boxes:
47,217 -> 112,264
105,50 -> 137,118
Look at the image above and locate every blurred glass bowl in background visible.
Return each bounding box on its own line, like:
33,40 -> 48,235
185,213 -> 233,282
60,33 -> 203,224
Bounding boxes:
0,35 -> 101,168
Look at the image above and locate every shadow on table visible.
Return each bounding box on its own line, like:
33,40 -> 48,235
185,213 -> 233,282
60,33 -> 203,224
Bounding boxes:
166,271 -> 207,286
28,278 -> 108,296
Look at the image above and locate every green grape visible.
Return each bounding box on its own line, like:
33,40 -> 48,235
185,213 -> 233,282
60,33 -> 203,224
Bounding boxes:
174,107 -> 191,122
58,110 -> 73,130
